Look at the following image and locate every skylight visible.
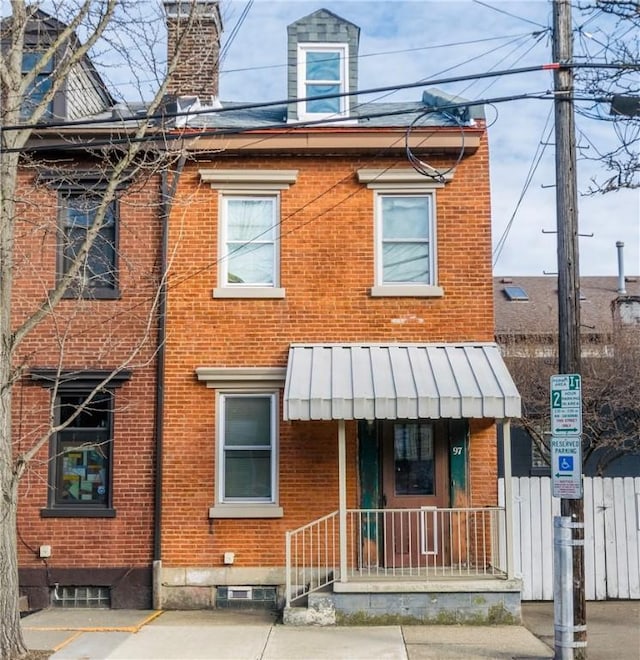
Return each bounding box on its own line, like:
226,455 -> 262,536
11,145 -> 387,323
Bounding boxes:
503,285 -> 529,301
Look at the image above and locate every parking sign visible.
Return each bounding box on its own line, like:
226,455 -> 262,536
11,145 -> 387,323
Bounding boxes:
551,436 -> 582,499
550,374 -> 582,435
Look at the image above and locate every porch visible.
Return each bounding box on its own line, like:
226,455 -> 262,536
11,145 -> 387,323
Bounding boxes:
284,506 -> 521,624
282,343 -> 522,623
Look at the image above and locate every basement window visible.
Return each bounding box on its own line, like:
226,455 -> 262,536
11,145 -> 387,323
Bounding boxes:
52,585 -> 110,608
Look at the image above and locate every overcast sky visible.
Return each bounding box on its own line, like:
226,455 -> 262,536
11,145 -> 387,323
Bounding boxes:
215,0 -> 639,277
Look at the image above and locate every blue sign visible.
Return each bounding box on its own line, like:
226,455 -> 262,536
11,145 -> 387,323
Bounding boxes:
558,455 -> 573,472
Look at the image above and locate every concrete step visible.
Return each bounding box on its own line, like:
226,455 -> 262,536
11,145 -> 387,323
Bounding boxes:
283,591 -> 336,626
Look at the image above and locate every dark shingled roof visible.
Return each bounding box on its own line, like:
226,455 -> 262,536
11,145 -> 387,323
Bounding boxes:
494,276 -> 640,337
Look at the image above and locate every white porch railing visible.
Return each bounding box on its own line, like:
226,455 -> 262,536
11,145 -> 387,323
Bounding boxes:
285,507 -> 508,606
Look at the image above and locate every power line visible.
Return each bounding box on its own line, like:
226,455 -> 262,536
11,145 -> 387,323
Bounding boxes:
1,62 -> 570,136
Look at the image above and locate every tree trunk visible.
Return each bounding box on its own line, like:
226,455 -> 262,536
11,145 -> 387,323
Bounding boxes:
0,469 -> 27,659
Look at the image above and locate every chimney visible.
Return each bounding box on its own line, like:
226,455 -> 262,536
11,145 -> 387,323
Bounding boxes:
616,241 -> 626,294
164,1 -> 223,99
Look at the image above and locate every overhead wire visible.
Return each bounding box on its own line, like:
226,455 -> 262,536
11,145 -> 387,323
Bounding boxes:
492,105 -> 555,268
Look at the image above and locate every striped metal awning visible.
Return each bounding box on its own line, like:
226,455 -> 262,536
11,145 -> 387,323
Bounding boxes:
283,343 -> 521,421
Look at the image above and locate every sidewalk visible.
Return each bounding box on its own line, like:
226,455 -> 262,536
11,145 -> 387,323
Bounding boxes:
22,607 -> 554,660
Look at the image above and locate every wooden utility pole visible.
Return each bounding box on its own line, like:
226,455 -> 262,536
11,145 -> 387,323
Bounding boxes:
552,0 -> 586,657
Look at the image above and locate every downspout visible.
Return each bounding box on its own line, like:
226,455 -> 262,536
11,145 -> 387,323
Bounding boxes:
153,156 -> 186,607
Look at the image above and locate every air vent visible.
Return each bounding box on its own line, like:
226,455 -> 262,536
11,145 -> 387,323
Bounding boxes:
216,586 -> 277,610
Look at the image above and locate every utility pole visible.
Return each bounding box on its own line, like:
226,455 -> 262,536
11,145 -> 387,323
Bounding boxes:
552,0 -> 586,658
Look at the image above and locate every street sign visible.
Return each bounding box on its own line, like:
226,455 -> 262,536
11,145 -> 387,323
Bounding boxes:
551,435 -> 583,499
550,373 -> 582,435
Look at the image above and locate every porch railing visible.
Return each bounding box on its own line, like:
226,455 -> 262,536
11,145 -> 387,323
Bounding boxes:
285,510 -> 340,607
285,506 -> 507,606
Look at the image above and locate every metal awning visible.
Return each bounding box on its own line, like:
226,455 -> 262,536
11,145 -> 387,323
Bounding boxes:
283,343 -> 521,421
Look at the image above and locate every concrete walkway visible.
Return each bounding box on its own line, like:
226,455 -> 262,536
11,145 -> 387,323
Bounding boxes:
22,608 -> 555,660
21,601 -> 640,659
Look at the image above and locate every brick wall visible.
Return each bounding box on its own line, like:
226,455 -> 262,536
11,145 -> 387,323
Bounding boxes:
14,168 -> 161,584
161,137 -> 498,570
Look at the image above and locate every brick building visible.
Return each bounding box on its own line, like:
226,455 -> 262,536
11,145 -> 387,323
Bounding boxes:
9,10 -> 161,609
157,5 -> 522,622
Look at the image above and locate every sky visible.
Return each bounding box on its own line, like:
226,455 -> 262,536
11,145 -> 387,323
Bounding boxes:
213,0 -> 639,277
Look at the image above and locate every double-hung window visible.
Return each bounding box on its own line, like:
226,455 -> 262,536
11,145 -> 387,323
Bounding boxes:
297,44 -> 348,120
60,192 -> 118,298
200,168 -> 297,299
221,195 -> 278,287
213,392 -> 281,517
33,369 -> 131,518
378,193 -> 433,286
358,169 -> 448,297
52,392 -> 113,510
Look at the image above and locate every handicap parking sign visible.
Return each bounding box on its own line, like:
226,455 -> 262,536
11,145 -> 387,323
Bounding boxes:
558,455 -> 573,472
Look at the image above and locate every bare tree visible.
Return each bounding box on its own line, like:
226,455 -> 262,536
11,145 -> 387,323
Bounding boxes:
0,1 -> 204,656
503,323 -> 640,475
574,1 -> 640,193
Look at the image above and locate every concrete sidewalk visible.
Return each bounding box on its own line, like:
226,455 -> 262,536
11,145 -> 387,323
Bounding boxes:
522,601 -> 640,660
22,608 -> 554,660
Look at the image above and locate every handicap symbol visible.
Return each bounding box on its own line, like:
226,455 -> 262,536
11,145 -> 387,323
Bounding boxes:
559,456 -> 573,472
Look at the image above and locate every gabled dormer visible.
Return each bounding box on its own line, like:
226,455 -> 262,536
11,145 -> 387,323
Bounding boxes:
1,8 -> 114,123
287,9 -> 360,124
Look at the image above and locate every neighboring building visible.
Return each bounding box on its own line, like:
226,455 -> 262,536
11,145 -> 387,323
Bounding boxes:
7,10 -> 161,609
157,5 -> 522,622
494,271 -> 640,478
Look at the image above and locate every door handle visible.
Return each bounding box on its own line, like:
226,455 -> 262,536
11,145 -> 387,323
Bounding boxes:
381,494 -> 387,507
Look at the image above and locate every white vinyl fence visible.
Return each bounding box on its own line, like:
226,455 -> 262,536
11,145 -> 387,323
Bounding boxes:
499,477 -> 640,600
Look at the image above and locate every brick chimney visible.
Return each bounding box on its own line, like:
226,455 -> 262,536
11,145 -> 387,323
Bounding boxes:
164,1 -> 223,99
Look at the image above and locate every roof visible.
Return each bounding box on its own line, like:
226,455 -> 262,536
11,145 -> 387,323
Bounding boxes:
283,343 -> 521,421
494,276 -> 640,337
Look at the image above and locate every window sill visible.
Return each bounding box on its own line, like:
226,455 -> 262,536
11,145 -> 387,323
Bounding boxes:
41,507 -> 116,518
213,287 -> 286,299
209,504 -> 283,519
370,285 -> 444,298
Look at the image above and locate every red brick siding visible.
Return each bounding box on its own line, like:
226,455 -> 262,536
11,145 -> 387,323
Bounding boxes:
161,137 -> 498,568
15,169 -> 161,570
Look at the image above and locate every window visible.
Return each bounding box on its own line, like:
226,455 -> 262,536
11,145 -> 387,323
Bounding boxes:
219,393 -> 276,502
376,193 -> 435,287
221,195 -> 278,287
31,369 -> 130,518
209,392 -> 282,518
358,169 -> 450,297
49,391 -> 114,514
60,192 -> 118,298
199,168 -> 297,299
297,44 -> 348,120
21,51 -> 53,119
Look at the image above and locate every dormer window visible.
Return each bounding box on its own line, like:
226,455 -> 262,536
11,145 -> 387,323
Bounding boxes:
286,9 -> 359,124
297,44 -> 348,120
21,51 -> 53,119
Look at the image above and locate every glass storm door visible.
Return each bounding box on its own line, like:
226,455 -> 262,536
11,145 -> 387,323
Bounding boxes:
381,421 -> 448,568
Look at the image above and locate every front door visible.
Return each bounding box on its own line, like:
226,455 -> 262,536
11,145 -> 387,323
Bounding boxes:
381,421 -> 448,569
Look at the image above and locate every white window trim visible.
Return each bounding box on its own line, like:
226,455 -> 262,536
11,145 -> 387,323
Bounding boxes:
372,188 -> 442,297
297,42 -> 349,122
217,192 -> 281,294
358,170 -> 452,298
210,390 -> 283,519
199,170 -> 298,299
